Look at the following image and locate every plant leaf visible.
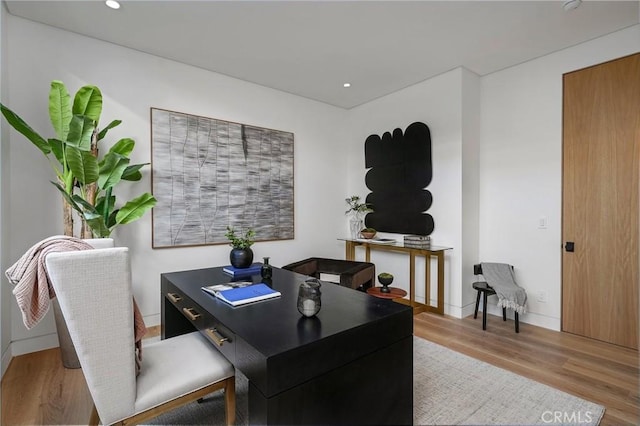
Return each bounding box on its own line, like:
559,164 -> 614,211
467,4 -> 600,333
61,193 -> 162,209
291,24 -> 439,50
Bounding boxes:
65,145 -> 98,184
84,215 -> 111,238
97,119 -> 121,141
107,209 -> 119,228
0,104 -> 50,154
72,85 -> 102,125
108,138 -> 135,157
95,194 -> 116,217
48,138 -> 65,165
121,163 -> 146,181
115,193 -> 157,225
71,194 -> 99,215
69,194 -> 111,237
98,152 -> 130,190
51,181 -> 83,213
66,115 -> 95,150
48,81 -> 72,140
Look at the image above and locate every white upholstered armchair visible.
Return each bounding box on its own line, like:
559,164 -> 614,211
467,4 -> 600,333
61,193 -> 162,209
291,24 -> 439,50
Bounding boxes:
45,247 -> 236,425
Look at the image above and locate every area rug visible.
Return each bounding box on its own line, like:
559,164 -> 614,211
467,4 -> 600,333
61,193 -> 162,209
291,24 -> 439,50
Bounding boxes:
147,336 -> 604,425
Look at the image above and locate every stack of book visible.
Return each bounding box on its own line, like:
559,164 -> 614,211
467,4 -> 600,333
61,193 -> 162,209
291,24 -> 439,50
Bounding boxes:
222,263 -> 262,277
403,235 -> 431,249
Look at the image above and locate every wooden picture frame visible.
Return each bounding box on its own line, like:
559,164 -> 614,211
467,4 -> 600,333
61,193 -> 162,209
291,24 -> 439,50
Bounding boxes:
151,108 -> 294,248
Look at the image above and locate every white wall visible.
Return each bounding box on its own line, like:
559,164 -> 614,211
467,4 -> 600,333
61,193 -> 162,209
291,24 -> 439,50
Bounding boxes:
346,24 -> 639,328
5,15 -> 347,355
460,68 -> 481,316
479,25 -> 640,330
346,68 -> 476,316
3,12 -> 638,357
0,0 -> 12,378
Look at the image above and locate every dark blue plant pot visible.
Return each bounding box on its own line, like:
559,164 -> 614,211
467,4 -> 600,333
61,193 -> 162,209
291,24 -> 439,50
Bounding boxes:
230,248 -> 254,268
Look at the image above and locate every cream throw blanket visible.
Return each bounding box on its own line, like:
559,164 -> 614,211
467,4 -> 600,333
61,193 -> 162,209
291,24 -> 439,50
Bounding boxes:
5,236 -> 95,329
480,262 -> 527,314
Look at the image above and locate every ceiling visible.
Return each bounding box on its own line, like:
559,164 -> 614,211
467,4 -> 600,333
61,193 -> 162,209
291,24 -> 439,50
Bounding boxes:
5,1 -> 639,109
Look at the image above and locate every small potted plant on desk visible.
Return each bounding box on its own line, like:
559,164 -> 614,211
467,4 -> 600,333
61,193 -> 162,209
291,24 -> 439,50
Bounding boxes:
377,272 -> 394,293
360,227 -> 377,239
225,226 -> 256,268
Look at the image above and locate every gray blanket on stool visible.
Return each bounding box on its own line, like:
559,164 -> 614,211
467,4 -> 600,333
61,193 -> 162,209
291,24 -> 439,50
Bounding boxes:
480,262 -> 527,314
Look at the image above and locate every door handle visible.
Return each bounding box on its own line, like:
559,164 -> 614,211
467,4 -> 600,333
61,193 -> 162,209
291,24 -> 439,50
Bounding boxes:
565,242 -> 575,252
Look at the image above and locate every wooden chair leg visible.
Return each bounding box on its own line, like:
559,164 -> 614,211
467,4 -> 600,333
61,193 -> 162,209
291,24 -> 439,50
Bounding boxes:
224,376 -> 236,426
474,291 -> 481,319
482,291 -> 488,330
502,307 -> 507,321
515,312 -> 520,333
89,404 -> 100,426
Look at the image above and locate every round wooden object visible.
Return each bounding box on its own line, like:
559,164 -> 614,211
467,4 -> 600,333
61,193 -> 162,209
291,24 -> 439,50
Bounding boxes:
367,286 -> 408,299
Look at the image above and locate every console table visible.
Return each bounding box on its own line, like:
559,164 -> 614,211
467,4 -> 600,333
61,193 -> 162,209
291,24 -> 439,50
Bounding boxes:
341,239 -> 451,315
161,266 -> 413,425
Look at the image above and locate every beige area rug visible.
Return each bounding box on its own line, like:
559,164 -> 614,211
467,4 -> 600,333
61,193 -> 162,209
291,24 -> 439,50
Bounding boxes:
147,336 -> 604,425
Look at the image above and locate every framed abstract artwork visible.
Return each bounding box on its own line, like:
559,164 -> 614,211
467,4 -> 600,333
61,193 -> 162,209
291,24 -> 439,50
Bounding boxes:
151,108 -> 294,248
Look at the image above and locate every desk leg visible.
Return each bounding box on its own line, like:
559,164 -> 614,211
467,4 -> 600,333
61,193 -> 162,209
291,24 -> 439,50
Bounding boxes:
365,245 -> 371,262
436,251 -> 445,315
409,252 -> 416,309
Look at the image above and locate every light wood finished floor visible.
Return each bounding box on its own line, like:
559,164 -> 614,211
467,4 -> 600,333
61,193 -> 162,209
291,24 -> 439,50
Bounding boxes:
2,316 -> 638,425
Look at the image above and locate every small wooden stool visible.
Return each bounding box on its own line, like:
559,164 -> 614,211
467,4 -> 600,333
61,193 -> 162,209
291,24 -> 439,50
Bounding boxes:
367,286 -> 408,299
473,281 -> 519,333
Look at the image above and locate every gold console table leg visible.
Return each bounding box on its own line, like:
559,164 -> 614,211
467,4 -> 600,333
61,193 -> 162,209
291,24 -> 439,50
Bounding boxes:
436,251 -> 444,315
409,252 -> 416,310
341,239 -> 449,315
345,241 -> 356,261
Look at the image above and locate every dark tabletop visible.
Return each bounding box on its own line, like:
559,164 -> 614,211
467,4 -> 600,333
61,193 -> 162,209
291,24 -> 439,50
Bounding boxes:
161,266 -> 412,358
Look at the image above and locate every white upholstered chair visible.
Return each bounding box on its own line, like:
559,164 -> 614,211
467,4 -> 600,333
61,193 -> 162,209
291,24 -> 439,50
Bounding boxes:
54,238 -> 116,368
45,247 -> 236,425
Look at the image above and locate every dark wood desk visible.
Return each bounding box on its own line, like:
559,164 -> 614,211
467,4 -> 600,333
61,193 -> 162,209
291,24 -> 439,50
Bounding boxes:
161,266 -> 413,425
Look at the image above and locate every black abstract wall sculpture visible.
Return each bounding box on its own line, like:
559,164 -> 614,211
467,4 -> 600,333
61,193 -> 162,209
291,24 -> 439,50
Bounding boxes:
364,121 -> 434,235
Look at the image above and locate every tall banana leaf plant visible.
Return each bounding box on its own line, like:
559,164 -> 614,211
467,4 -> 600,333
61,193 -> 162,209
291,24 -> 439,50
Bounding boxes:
0,81 -> 156,238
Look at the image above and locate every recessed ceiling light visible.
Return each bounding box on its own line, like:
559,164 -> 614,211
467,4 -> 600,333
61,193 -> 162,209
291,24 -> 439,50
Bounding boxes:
343,83 -> 351,88
105,0 -> 121,10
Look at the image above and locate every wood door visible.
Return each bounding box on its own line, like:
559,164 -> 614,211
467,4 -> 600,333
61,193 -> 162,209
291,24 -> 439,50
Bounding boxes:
562,53 -> 639,349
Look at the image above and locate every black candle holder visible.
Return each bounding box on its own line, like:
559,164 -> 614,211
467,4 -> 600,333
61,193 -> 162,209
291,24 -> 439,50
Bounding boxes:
377,273 -> 394,293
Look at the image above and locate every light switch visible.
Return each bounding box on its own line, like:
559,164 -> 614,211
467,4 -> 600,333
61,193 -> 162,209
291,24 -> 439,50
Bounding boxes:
538,216 -> 548,229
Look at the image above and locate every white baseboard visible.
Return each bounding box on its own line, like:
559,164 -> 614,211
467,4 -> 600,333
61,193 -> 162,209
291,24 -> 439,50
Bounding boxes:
2,332 -> 61,378
445,301 -> 560,332
466,302 -> 560,331
10,332 -> 60,357
1,345 -> 12,377
144,313 -> 160,328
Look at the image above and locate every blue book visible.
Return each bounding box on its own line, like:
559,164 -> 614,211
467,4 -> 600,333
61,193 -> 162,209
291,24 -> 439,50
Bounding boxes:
222,263 -> 262,277
202,283 -> 281,306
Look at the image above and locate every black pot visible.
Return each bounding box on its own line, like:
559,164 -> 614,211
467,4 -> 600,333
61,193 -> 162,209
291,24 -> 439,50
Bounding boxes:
378,275 -> 394,286
378,275 -> 394,293
230,247 -> 254,268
